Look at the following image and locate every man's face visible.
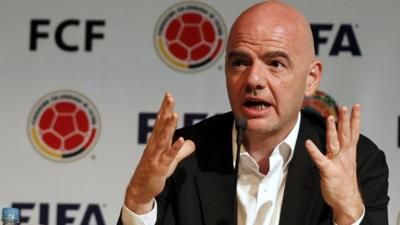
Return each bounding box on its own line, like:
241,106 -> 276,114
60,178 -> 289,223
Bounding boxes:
225,10 -> 316,137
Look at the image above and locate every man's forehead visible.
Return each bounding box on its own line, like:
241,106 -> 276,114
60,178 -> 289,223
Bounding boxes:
227,23 -> 298,53
228,23 -> 293,42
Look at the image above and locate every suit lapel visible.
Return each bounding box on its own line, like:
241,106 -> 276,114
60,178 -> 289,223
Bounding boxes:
195,172 -> 235,225
279,112 -> 326,225
194,112 -> 236,225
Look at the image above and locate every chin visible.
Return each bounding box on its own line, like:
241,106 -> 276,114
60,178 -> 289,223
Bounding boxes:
246,119 -> 275,134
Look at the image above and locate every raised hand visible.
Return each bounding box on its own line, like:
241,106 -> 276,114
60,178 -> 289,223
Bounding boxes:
305,105 -> 364,224
124,93 -> 195,214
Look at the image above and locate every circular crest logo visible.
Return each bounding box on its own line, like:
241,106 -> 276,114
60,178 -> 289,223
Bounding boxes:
303,90 -> 339,119
28,90 -> 100,162
154,1 -> 226,72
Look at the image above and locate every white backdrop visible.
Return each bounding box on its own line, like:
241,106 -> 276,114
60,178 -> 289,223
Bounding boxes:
0,0 -> 399,224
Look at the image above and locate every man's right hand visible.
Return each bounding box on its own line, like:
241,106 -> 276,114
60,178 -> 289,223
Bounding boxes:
124,93 -> 196,214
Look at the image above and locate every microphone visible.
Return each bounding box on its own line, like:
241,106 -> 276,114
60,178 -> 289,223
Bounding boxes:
235,117 -> 247,146
233,116 -> 247,224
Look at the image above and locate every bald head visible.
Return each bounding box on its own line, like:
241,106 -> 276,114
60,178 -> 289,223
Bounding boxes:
227,1 -> 315,61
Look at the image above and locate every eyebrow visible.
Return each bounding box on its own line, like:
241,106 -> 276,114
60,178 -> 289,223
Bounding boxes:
227,50 -> 293,67
227,50 -> 249,61
263,50 -> 293,67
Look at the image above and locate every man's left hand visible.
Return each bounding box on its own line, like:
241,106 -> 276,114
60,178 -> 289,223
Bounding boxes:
305,104 -> 364,225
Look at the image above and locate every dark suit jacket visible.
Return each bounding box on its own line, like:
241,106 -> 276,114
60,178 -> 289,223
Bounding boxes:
118,111 -> 389,225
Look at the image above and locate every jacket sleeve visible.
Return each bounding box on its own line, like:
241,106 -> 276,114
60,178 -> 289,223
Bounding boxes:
155,176 -> 177,225
357,137 -> 390,225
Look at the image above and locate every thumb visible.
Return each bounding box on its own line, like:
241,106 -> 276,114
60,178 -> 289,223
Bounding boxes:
175,140 -> 195,162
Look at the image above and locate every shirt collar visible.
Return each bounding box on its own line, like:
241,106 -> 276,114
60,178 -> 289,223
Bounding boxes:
232,112 -> 301,167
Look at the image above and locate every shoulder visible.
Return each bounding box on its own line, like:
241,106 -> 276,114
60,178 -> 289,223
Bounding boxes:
301,109 -> 326,132
173,112 -> 234,172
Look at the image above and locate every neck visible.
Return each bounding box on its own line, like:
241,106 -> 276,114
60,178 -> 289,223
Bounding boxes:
243,128 -> 289,154
242,118 -> 298,174
242,131 -> 282,175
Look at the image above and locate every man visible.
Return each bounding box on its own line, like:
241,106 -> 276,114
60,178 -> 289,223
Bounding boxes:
118,1 -> 389,225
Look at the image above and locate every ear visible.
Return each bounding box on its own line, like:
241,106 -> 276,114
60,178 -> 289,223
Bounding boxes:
305,60 -> 323,96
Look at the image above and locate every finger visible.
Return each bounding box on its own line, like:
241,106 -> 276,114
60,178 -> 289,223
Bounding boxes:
164,93 -> 175,115
157,112 -> 179,152
158,93 -> 173,115
326,115 -> 340,154
159,93 -> 175,120
350,104 -> 361,144
305,140 -> 329,169
161,138 -> 195,165
151,94 -> 169,136
338,106 -> 351,147
153,94 -> 175,137
147,112 -> 178,156
175,140 -> 196,162
163,137 -> 185,160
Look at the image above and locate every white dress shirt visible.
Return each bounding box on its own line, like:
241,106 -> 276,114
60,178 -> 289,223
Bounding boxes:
233,113 -> 298,225
122,113 -> 364,225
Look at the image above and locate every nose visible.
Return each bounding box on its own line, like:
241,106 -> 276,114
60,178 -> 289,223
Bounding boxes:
245,60 -> 267,93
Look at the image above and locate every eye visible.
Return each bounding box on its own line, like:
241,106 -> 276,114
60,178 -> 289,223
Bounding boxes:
232,59 -> 246,67
230,58 -> 250,69
270,60 -> 285,68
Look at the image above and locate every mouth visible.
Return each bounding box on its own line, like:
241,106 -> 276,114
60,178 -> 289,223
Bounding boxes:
243,100 -> 271,111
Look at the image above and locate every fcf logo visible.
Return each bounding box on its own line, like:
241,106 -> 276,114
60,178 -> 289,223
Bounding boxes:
28,90 -> 100,162
154,1 -> 226,72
